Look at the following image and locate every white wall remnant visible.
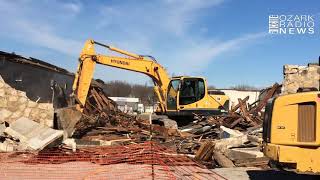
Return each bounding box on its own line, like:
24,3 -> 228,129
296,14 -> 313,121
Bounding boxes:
211,89 -> 260,109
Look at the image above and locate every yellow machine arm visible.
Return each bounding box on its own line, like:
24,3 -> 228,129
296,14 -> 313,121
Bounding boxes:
72,39 -> 170,112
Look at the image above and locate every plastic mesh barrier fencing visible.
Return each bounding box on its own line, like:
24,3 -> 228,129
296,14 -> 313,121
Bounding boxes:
0,142 -> 226,179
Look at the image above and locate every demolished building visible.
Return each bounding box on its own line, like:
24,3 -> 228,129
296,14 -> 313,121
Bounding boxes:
1,50 -> 318,178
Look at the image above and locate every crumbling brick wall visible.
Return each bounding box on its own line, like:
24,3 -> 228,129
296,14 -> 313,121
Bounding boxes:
0,75 -> 54,127
282,64 -> 320,94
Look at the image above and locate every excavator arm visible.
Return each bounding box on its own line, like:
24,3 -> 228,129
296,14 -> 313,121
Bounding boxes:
72,39 -> 170,112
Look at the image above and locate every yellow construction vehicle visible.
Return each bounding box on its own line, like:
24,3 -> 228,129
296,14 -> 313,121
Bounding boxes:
263,91 -> 320,173
72,39 -> 229,119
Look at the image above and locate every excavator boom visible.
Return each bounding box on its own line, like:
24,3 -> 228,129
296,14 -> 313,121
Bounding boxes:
72,39 -> 229,119
72,39 -> 170,112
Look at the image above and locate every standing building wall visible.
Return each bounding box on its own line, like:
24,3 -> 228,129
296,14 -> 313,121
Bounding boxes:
282,64 -> 320,94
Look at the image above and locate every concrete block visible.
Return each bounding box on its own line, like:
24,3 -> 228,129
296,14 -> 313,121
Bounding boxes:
23,108 -> 32,117
220,126 -> 243,138
0,89 -> 5,97
10,111 -> 23,119
4,117 -> 63,151
38,103 -> 53,110
214,135 -> 249,154
39,112 -> 48,119
17,91 -> 26,97
44,118 -> 54,128
7,101 -> 19,112
27,101 -> 38,108
18,96 -> 28,104
224,147 -> 263,161
0,109 -> 12,122
283,64 -> 299,74
18,103 -> 27,112
0,97 -> 7,108
8,95 -> 18,102
29,108 -> 40,120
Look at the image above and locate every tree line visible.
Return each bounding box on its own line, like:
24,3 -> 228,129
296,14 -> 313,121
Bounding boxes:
101,80 -> 156,105
99,80 -> 258,105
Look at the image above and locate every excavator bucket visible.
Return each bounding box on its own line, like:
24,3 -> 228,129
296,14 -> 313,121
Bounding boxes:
55,106 -> 83,137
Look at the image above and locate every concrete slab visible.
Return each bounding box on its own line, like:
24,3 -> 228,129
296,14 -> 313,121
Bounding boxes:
4,117 -> 63,150
225,147 -> 264,161
220,125 -> 244,138
211,167 -> 261,180
214,135 -> 249,153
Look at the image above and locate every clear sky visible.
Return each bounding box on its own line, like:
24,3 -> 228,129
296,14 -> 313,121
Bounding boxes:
0,0 -> 319,88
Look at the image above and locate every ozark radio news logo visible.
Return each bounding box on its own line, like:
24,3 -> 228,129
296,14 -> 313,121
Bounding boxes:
269,15 -> 315,35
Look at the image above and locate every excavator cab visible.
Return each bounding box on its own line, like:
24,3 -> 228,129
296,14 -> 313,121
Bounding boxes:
165,76 -> 228,118
167,77 -> 206,111
179,78 -> 205,105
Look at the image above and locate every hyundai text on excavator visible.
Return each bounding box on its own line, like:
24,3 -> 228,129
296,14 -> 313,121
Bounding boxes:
71,39 -> 229,120
263,90 -> 320,173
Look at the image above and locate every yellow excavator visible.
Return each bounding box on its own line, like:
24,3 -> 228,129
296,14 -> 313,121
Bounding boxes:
71,39 -> 229,119
263,91 -> 320,173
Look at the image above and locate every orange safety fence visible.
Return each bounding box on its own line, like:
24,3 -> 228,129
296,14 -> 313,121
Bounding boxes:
0,142 -> 226,179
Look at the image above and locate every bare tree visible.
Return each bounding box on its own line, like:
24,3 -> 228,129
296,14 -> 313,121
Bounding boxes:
104,81 -> 132,97
230,84 -> 258,91
207,85 -> 216,90
131,83 -> 155,105
103,81 -> 155,104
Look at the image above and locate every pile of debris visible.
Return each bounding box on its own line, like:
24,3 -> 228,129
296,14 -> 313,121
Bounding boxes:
0,70 -> 278,170
171,83 -> 281,168
0,74 -> 177,152
194,126 -> 267,168
0,117 -> 63,152
73,84 -> 145,137
65,84 -> 179,147
218,83 -> 280,129
175,83 -> 280,144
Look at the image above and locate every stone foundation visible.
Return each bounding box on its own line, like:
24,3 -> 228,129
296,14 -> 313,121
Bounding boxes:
282,64 -> 320,94
0,75 -> 54,127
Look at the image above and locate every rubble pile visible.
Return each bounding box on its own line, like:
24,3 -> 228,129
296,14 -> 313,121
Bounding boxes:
0,73 -> 278,170
218,83 -> 281,129
172,119 -> 266,168
71,85 -> 178,146
73,84 -> 138,137
184,125 -> 267,168
173,84 -> 280,168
